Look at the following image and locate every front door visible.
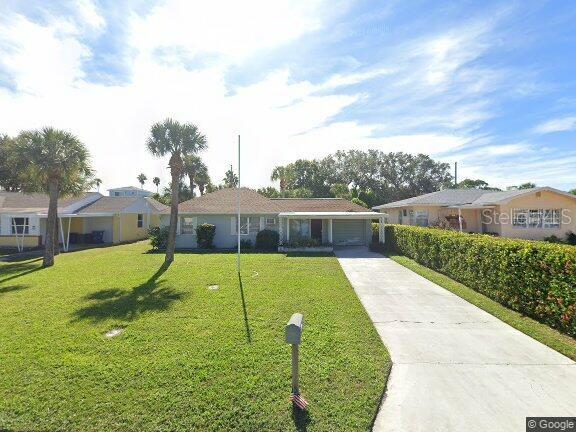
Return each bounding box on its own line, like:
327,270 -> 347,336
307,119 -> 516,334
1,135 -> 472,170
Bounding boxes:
311,219 -> 322,241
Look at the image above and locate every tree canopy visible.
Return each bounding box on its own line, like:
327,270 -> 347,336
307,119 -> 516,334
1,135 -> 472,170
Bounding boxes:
268,150 -> 453,206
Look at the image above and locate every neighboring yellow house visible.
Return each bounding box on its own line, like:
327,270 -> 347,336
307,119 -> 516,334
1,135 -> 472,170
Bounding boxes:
373,187 -> 576,241
0,191 -> 166,251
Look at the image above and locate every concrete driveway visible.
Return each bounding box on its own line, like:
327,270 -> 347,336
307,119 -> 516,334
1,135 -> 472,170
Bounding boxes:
335,247 -> 576,432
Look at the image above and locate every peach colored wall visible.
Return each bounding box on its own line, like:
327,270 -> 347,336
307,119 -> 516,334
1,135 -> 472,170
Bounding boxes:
497,191 -> 576,240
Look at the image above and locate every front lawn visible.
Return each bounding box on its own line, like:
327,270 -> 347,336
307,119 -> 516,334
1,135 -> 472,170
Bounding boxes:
0,242 -> 390,431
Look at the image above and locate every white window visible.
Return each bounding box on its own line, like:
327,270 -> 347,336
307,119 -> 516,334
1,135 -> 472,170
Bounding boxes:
543,209 -> 560,228
231,216 -> 249,235
289,219 -> 310,239
249,217 -> 260,233
513,208 -> 561,229
265,217 -> 276,226
137,214 -> 144,228
512,209 -> 528,227
181,217 -> 197,234
528,209 -> 542,228
11,217 -> 29,234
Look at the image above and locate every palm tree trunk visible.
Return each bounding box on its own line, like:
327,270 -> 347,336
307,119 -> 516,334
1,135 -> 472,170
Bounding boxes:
54,221 -> 60,255
43,179 -> 58,267
199,183 -> 205,195
188,174 -> 196,198
166,158 -> 181,263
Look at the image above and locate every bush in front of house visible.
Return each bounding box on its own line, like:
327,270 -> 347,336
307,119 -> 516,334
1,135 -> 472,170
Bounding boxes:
196,224 -> 216,248
383,224 -> 576,337
240,238 -> 253,250
148,226 -> 170,250
566,231 -> 576,246
255,229 -> 280,251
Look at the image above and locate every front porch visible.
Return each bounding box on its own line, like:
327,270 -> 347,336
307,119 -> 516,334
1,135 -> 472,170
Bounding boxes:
277,211 -> 385,251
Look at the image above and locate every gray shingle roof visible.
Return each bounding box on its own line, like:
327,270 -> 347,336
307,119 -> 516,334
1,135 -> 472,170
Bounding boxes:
272,198 -> 369,212
373,187 -> 575,209
373,189 -> 487,209
0,192 -> 99,213
78,196 -> 167,214
176,188 -> 370,214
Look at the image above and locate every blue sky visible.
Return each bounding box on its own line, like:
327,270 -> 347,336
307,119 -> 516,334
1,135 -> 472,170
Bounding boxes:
0,0 -> 575,192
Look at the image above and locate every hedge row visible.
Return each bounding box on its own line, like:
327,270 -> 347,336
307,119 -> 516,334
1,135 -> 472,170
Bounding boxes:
384,225 -> 576,337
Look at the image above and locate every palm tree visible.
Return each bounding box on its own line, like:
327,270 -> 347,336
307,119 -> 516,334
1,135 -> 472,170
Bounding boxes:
94,178 -> 102,192
153,176 -> 160,193
271,166 -> 288,192
146,118 -> 207,263
137,173 -> 147,189
16,127 -> 92,267
183,155 -> 205,197
196,164 -> 211,195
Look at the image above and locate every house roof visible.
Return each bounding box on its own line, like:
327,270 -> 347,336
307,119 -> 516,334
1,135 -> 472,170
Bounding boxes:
107,186 -> 148,191
0,191 -> 167,215
178,188 -> 280,214
0,191 -> 100,213
77,196 -> 167,214
176,188 -> 370,214
373,187 -> 576,209
272,198 -> 369,212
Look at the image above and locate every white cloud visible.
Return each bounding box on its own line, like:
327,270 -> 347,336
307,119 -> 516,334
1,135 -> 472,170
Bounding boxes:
533,116 -> 576,134
75,0 -> 105,30
1,3 -> 568,194
130,0 -> 328,63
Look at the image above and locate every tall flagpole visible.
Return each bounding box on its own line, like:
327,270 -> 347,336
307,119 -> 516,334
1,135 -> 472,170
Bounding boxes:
237,134 -> 241,273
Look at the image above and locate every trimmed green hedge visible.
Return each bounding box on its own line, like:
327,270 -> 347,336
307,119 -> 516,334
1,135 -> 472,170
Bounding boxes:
384,225 -> 576,337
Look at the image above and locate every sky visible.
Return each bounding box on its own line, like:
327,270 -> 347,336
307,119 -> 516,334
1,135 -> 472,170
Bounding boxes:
1,0 -> 575,193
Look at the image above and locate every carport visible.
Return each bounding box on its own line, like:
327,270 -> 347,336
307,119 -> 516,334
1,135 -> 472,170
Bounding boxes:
278,211 -> 385,246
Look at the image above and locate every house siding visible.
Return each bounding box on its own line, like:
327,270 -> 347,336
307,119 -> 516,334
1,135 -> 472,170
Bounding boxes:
498,190 -> 576,240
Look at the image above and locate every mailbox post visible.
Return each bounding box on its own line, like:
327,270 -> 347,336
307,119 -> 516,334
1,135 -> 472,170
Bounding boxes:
285,313 -> 308,409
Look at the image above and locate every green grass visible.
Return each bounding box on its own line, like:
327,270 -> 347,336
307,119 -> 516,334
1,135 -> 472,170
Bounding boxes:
0,242 -> 390,431
388,253 -> 576,361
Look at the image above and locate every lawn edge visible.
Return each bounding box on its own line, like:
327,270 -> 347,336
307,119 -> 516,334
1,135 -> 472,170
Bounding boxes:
387,253 -> 576,362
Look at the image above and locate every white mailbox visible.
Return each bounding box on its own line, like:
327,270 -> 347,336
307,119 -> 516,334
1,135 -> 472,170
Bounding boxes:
285,313 -> 304,345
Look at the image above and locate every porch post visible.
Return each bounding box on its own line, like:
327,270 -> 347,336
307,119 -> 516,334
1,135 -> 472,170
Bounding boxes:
286,218 -> 290,242
458,207 -> 463,233
65,217 -> 71,252
379,216 -> 385,243
328,219 -> 333,243
59,217 -> 65,248
278,216 -> 284,244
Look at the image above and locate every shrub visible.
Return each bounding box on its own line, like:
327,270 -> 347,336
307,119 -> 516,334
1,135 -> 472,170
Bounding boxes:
240,239 -> 252,250
196,224 -> 216,248
544,235 -> 563,244
371,222 -> 379,243
384,225 -> 576,337
148,226 -> 169,250
566,231 -> 576,246
255,229 -> 280,251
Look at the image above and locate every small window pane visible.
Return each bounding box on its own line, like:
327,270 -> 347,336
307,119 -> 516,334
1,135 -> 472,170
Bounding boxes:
11,217 -> 29,234
137,214 -> 143,228
181,217 -> 195,234
239,217 -> 249,235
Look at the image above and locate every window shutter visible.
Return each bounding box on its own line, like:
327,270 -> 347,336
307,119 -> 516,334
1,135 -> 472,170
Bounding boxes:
260,217 -> 265,231
231,217 -> 236,235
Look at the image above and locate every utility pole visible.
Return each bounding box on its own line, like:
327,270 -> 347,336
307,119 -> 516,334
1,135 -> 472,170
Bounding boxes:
454,162 -> 458,188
